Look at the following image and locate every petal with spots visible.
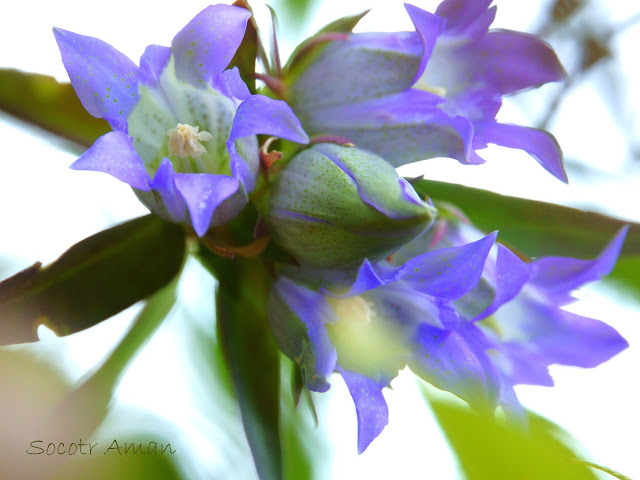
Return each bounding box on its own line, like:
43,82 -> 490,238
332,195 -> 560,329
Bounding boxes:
171,4 -> 251,86
174,173 -> 240,236
71,131 -> 150,190
139,45 -> 171,86
53,27 -> 140,122
401,232 -> 498,301
227,94 -> 308,191
339,368 -> 389,454
209,67 -> 251,105
287,32 -> 423,111
410,323 -> 494,412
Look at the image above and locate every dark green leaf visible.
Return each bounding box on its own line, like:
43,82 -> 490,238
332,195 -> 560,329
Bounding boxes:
0,68 -> 108,150
412,179 -> 640,298
609,254 -> 640,302
0,215 -> 186,345
230,1 -> 258,94
412,179 -> 640,258
424,390 -> 598,480
200,252 -> 282,480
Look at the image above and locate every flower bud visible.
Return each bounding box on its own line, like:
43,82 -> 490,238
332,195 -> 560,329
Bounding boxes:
266,143 -> 436,267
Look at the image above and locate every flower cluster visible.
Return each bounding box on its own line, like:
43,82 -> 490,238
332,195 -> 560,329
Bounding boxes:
55,0 -> 628,453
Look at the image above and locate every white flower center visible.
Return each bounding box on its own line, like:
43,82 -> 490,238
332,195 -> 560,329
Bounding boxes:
167,123 -> 213,159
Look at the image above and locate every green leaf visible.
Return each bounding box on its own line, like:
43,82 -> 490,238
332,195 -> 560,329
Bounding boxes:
230,1 -> 258,94
412,179 -> 640,298
0,68 -> 108,150
281,358 -> 316,480
0,215 -> 186,345
412,179 -> 640,258
199,252 -> 282,480
609,254 -> 640,302
423,390 -> 598,480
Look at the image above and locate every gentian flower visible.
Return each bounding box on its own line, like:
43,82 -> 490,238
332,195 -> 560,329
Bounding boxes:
284,0 -> 568,181
394,220 -> 629,417
267,231 -> 499,452
266,143 -> 437,268
54,4 -> 308,236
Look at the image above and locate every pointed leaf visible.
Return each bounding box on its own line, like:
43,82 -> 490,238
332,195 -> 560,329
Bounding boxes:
0,215 -> 185,345
412,179 -> 640,257
0,68 -> 109,150
423,388 -> 598,480
412,179 -> 640,299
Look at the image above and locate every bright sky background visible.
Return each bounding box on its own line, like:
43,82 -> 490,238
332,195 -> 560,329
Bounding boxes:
1,0 -> 639,479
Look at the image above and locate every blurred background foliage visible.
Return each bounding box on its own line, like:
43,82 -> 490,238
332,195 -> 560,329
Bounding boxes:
0,0 -> 639,479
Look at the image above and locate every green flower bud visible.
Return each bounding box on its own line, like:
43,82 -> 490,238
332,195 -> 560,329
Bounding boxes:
266,143 -> 436,267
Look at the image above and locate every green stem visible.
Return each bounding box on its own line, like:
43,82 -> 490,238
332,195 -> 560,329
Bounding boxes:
197,251 -> 282,480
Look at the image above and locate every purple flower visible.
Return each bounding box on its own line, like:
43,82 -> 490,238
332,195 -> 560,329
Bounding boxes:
394,220 -> 629,418
267,231 -> 498,452
54,4 -> 308,236
285,0 -> 567,181
266,143 -> 437,268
